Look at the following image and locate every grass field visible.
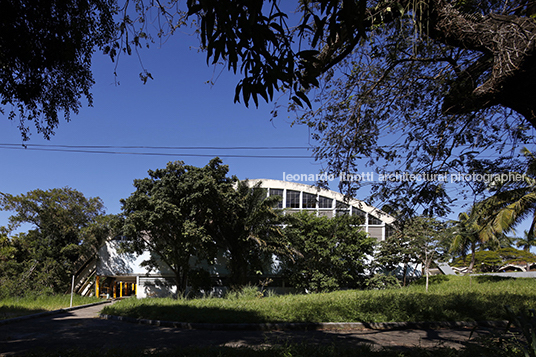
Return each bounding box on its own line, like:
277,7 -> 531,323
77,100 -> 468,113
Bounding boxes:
101,275 -> 536,324
0,294 -> 101,320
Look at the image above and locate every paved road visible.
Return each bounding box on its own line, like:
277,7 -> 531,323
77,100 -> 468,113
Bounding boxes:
0,303 -> 493,356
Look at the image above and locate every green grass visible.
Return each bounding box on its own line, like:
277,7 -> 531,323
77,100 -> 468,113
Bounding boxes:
0,294 -> 101,320
102,275 -> 536,324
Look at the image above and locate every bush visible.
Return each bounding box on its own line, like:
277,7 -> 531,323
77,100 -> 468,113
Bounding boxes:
365,273 -> 401,290
413,274 -> 451,286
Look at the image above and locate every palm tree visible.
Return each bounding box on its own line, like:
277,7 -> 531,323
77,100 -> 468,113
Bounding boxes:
450,205 -> 498,275
515,230 -> 536,271
517,230 -> 536,252
481,148 -> 536,244
209,180 -> 285,288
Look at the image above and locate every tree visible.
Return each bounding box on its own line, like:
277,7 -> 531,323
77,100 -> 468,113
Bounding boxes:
0,0 -> 116,141
180,1 -> 536,122
6,1 -> 536,217
281,211 -> 375,292
517,230 -> 536,252
374,216 -> 448,287
120,158 -> 234,295
450,205 -> 499,275
451,246 -> 536,272
0,187 -> 107,293
401,216 -> 448,292
480,148 -> 536,242
207,179 -> 285,288
120,0 -> 536,217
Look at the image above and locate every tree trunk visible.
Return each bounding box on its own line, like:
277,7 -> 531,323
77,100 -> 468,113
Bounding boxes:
173,266 -> 189,298
466,242 -> 476,276
424,0 -> 536,126
229,245 -> 249,289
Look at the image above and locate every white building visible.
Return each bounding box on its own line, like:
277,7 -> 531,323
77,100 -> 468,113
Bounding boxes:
85,179 -> 396,298
249,179 -> 396,241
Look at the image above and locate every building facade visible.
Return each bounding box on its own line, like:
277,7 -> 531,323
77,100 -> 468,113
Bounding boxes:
250,179 -> 396,241
92,179 -> 396,298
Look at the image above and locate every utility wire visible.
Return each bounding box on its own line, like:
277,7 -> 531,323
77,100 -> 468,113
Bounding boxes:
0,144 -> 313,159
0,144 -> 311,150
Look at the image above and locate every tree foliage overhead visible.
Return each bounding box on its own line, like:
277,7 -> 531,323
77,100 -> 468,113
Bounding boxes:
0,0 -> 116,141
4,0 -> 536,216
123,0 -> 536,216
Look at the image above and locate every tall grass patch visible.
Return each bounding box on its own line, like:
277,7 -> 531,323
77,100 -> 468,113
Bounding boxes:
103,276 -> 536,324
0,294 -> 101,319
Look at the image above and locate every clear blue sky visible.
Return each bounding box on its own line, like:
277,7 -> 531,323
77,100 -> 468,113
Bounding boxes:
0,34 -> 323,217
0,30 -> 533,240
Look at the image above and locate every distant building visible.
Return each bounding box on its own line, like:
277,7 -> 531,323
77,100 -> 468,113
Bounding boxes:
79,179 -> 396,298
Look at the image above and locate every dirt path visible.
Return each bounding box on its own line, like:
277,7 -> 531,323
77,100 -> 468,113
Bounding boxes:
0,303 -> 493,355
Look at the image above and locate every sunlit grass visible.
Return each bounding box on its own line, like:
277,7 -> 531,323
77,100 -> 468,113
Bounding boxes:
0,294 -> 101,320
102,275 -> 536,324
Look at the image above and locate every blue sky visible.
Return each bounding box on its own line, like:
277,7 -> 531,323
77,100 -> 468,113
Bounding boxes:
0,33 -> 323,217
0,28 -> 534,241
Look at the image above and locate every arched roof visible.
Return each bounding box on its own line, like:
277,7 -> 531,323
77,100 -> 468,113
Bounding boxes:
247,179 -> 396,225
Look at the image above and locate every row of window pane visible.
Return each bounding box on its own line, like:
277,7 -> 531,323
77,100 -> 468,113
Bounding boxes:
267,188 -> 384,224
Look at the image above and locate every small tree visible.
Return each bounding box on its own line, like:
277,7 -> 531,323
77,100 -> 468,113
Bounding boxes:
375,216 -> 449,290
120,158 -> 234,295
402,216 -> 449,292
281,211 -> 375,293
375,231 -> 420,287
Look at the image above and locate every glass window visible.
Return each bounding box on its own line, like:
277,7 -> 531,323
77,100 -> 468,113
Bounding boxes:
286,190 -> 300,208
302,193 -> 317,208
318,196 -> 332,208
368,215 -> 383,225
335,201 -> 349,216
269,188 -> 283,208
386,224 -> 396,238
352,207 -> 366,217
336,201 -> 349,209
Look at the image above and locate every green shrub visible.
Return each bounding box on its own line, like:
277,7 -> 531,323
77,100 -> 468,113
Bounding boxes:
365,273 -> 401,290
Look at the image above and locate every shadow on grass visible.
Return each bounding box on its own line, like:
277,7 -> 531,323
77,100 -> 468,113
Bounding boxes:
0,305 -> 46,320
473,275 -> 515,283
353,291 -> 524,323
105,303 -> 268,324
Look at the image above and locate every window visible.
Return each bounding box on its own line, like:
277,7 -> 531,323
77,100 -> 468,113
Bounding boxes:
352,207 -> 366,218
286,190 -> 300,208
336,201 -> 349,216
269,188 -> 283,208
369,215 -> 383,225
386,224 -> 396,238
302,192 -> 317,208
318,196 -> 332,208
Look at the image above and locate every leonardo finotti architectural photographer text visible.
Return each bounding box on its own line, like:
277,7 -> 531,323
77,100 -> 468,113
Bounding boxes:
282,172 -> 524,184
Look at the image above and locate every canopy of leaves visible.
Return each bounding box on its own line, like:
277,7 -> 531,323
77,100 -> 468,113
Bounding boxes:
175,0 -> 536,217
452,247 -> 536,273
0,0 -> 117,141
120,158 -> 236,293
281,211 -> 376,292
0,187 -> 107,294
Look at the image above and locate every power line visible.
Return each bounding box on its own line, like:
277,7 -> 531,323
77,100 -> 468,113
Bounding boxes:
0,144 -> 314,159
0,144 -> 311,150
